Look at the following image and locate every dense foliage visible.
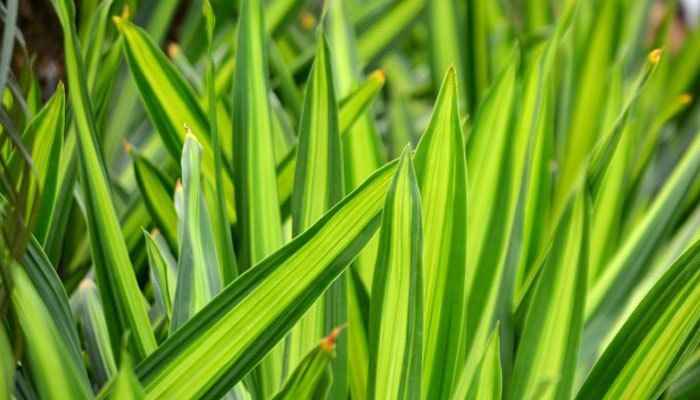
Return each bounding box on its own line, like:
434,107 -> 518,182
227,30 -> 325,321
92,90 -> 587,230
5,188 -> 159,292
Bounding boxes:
1,0 -> 700,399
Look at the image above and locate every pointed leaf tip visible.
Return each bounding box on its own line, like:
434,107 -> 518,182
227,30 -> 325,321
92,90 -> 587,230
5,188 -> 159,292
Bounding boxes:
374,69 -> 386,84
167,43 -> 179,59
121,139 -> 133,154
321,324 -> 347,350
300,11 -> 316,31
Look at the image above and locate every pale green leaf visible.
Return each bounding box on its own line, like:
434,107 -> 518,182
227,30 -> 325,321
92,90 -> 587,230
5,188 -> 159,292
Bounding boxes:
170,133 -> 222,333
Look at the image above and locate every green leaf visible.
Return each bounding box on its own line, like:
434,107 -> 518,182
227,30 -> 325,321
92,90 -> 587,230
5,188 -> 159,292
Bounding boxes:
203,0 -> 238,285
51,0 -> 157,360
11,265 -> 93,400
553,0 -> 618,218
576,237 -> 700,399
266,0 -> 309,37
82,0 -> 113,89
291,30 -> 345,233
272,330 -> 338,400
21,236 -> 86,383
514,0 -> 575,292
509,191 -> 588,400
288,28 -> 347,396
356,0 -> 425,64
110,349 -> 146,400
232,0 -> 286,396
144,229 -> 176,322
326,3 -> 385,397
76,279 -> 118,388
130,146 -> 178,252
170,133 -> 222,333
130,158 -> 399,400
367,147 -> 423,400
0,323 -> 14,399
276,69 -> 386,221
327,0 -> 386,292
464,0 -> 491,113
462,53 -> 518,386
23,81 -> 64,244
453,325 -> 502,400
427,0 -> 465,104
586,131 -> 700,326
413,67 -> 468,400
114,17 -> 236,223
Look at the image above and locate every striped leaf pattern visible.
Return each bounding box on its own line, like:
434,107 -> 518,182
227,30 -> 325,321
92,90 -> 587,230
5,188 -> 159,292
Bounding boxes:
367,147 -> 423,400
50,0 -> 157,360
413,67 -> 468,400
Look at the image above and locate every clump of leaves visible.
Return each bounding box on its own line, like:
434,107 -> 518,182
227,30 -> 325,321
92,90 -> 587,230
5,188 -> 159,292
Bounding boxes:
2,0 -> 700,399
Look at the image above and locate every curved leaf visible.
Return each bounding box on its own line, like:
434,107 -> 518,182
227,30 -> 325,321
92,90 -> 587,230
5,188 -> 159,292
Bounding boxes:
11,265 -> 93,400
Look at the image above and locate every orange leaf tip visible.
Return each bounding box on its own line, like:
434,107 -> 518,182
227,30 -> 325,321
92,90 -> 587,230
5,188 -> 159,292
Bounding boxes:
321,324 -> 347,350
168,43 -> 180,59
300,11 -> 316,31
121,139 -> 132,154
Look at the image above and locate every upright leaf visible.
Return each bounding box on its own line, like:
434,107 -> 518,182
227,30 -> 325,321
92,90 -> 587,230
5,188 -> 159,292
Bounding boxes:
130,145 -> 178,251
553,0 -> 618,217
453,326 -> 502,400
367,147 -> 423,400
110,350 -> 145,400
50,0 -> 157,359
203,0 -> 238,286
76,279 -> 118,388
413,67 -> 468,399
463,54 -> 518,382
327,0 -> 386,291
577,238 -> 700,399
232,0 -> 285,396
509,191 -> 588,400
427,0 -> 466,104
22,82 -> 64,244
326,3 -> 384,397
144,230 -> 176,322
275,69 -> 385,223
288,27 -> 346,396
170,132 -> 222,333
